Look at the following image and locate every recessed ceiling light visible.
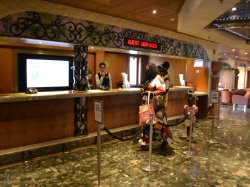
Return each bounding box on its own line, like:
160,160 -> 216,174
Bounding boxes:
170,17 -> 176,22
245,52 -> 248,54
152,10 -> 157,14
232,49 -> 235,51
232,7 -> 237,11
236,56 -> 238,58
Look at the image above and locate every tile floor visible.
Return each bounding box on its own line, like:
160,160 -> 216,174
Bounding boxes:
0,105 -> 249,187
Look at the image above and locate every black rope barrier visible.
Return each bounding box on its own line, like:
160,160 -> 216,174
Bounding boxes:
165,104 -> 214,127
101,104 -> 214,142
103,126 -> 143,141
166,114 -> 189,127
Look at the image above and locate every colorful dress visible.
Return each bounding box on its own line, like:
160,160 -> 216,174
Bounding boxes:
139,75 -> 173,146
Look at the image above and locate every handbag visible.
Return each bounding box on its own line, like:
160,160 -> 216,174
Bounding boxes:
139,91 -> 157,127
152,94 -> 165,112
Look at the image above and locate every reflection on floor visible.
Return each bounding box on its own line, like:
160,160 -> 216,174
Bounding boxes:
0,106 -> 249,186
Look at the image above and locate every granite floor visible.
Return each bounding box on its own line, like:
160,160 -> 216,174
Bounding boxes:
0,105 -> 249,187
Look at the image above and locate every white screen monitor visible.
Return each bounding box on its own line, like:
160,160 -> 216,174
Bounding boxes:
18,53 -> 73,92
26,59 -> 69,88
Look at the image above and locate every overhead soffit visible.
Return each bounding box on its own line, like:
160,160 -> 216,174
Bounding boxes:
43,0 -> 185,32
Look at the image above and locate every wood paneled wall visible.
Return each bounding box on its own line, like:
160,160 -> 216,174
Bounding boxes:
149,56 -> 187,86
0,48 -> 14,93
87,94 -> 141,133
193,67 -> 208,92
104,52 -> 128,88
0,99 -> 74,150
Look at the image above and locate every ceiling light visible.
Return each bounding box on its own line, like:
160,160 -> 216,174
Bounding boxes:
170,17 -> 176,22
224,53 -> 227,55
152,10 -> 157,14
232,7 -> 236,11
232,49 -> 235,52
235,56 -> 238,58
245,52 -> 248,54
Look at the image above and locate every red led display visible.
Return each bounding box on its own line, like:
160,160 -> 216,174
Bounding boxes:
124,37 -> 161,50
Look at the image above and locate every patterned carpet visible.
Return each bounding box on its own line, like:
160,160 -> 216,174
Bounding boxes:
0,106 -> 249,187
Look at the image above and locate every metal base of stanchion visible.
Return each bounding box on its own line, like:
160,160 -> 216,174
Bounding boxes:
207,139 -> 219,144
215,125 -> 223,129
183,150 -> 195,157
141,162 -> 159,172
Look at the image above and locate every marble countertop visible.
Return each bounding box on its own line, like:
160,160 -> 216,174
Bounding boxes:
169,86 -> 194,92
0,88 -> 141,103
0,86 -> 198,103
189,91 -> 208,96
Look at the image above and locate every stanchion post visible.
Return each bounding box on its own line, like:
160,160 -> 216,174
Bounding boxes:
207,103 -> 219,144
148,113 -> 153,169
94,100 -> 104,187
141,113 -> 159,172
183,108 -> 195,156
216,102 -> 222,129
97,123 -> 102,187
207,90 -> 219,144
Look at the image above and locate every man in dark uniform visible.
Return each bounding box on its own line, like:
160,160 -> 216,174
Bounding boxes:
95,62 -> 112,89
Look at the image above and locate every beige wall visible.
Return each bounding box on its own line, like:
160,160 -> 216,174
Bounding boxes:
238,67 -> 246,89
219,69 -> 234,89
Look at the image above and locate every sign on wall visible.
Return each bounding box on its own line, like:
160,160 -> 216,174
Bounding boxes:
124,37 -> 161,50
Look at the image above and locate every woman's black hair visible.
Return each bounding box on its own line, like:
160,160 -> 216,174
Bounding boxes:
162,61 -> 170,70
147,63 -> 158,80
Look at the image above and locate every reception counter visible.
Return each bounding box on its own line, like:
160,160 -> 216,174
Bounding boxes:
0,87 -> 195,150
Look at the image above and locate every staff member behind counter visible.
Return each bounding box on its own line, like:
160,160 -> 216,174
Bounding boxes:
95,62 -> 112,89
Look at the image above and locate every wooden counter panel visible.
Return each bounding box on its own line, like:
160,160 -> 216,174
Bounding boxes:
87,94 -> 141,133
0,99 -> 74,150
167,91 -> 188,117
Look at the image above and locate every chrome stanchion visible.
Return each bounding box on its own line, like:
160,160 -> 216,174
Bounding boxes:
141,113 -> 159,172
183,108 -> 195,156
207,104 -> 218,144
96,123 -> 103,187
215,102 -> 223,129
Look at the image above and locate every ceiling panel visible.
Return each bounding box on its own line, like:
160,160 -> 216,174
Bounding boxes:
43,0 -> 185,31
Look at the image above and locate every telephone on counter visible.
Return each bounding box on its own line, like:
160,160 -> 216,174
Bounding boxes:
99,86 -> 110,90
26,88 -> 38,94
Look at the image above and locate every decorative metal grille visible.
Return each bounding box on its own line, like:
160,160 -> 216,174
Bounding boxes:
73,44 -> 88,135
74,97 -> 88,135
0,11 -> 208,60
73,44 -> 88,91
